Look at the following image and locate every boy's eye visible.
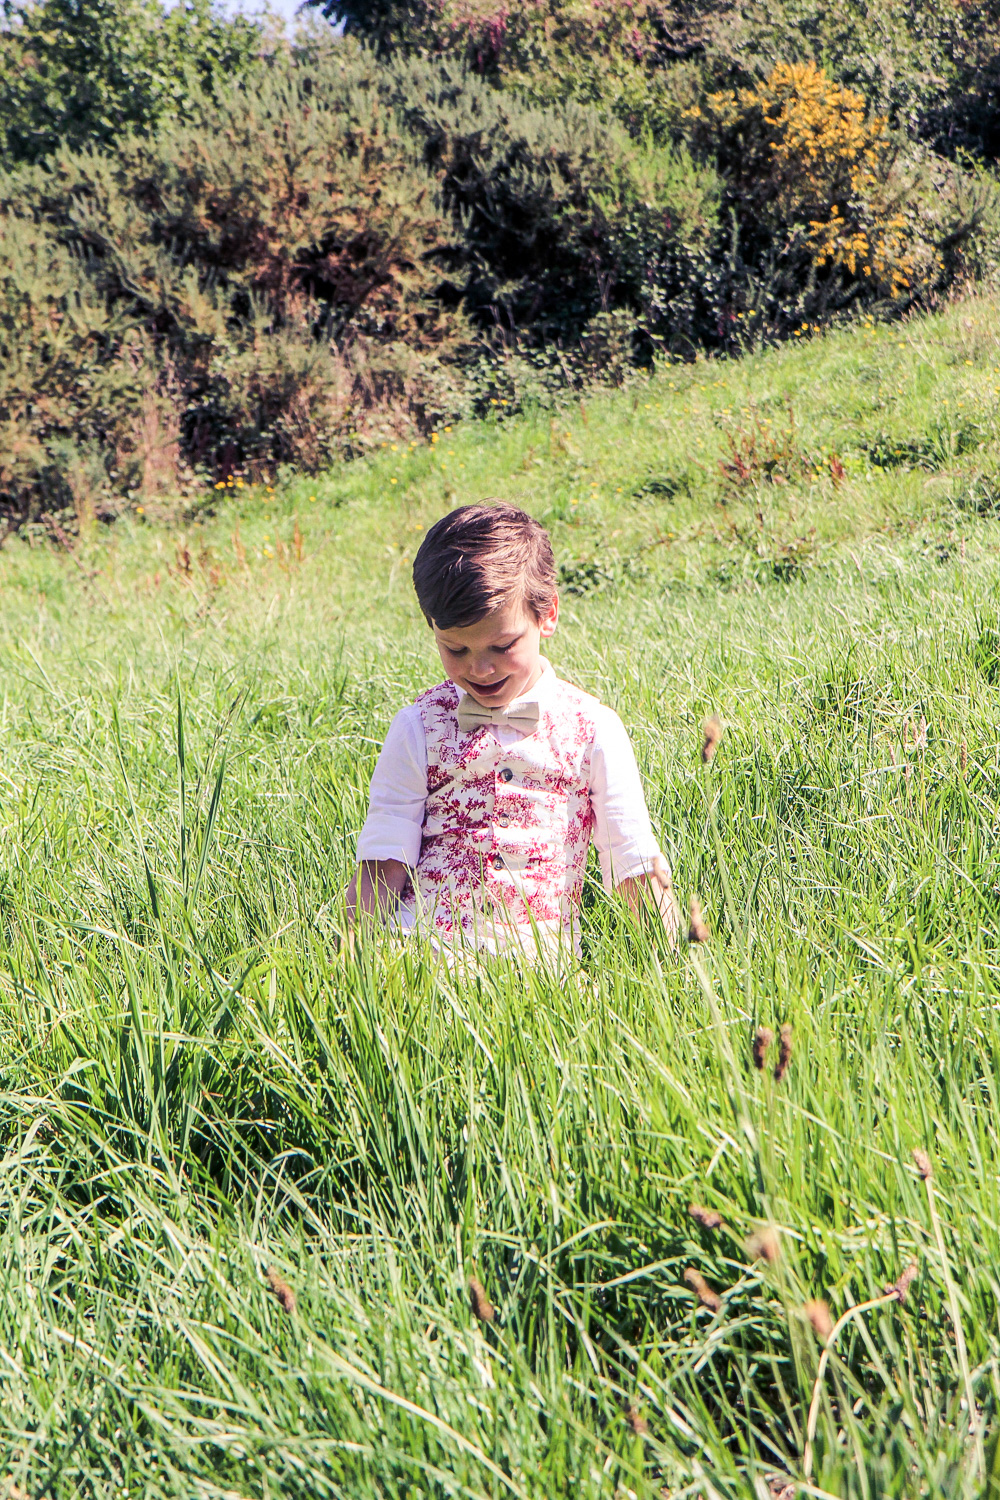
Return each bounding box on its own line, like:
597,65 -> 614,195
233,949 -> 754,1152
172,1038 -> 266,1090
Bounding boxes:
447,645 -> 467,657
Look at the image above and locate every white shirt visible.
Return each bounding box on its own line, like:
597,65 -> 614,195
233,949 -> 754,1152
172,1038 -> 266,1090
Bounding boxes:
357,664 -> 661,890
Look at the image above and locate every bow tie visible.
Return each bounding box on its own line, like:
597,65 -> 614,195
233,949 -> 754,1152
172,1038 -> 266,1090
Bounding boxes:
456,692 -> 541,737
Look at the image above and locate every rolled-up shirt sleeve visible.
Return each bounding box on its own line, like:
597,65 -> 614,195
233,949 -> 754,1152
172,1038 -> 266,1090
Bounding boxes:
355,706 -> 427,867
589,707 -> 662,889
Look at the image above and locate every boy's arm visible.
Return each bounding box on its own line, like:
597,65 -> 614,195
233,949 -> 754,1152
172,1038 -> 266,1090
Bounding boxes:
346,707 -> 426,942
590,711 -> 680,946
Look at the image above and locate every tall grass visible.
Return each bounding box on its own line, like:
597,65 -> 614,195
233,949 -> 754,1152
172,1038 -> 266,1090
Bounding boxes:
1,297 -> 999,1497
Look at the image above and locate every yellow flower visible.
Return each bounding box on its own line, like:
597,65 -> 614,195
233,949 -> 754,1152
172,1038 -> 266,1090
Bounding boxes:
236,479 -> 244,488
136,505 -> 145,515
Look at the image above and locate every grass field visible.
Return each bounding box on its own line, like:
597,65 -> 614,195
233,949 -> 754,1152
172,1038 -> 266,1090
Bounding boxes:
2,297 -> 1000,1499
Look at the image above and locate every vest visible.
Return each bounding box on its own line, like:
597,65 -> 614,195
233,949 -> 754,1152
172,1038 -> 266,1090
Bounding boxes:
406,675 -> 600,954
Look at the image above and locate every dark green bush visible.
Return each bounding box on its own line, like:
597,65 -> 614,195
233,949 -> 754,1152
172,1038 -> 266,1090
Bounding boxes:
0,0 -> 265,166
384,55 -> 722,352
0,43 -> 466,524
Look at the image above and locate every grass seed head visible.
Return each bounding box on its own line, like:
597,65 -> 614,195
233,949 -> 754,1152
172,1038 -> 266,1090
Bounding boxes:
804,1299 -> 834,1341
468,1276 -> 495,1324
960,738 -> 968,776
701,715 -> 723,764
688,897 -> 710,943
683,1266 -> 722,1311
913,1147 -> 932,1181
265,1266 -> 296,1315
688,1202 -> 722,1230
887,1261 -> 919,1304
748,1226 -> 781,1264
752,1025 -> 774,1070
625,1404 -> 648,1435
773,1023 -> 793,1081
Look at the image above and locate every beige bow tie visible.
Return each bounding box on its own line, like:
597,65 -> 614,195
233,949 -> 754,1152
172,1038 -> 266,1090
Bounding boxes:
456,693 -> 541,737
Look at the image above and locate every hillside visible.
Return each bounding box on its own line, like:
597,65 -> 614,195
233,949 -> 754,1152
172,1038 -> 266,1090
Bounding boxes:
0,298 -> 998,1497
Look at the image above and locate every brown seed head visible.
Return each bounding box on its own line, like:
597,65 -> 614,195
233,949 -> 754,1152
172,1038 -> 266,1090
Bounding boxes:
701,715 -> 723,764
468,1276 -> 495,1324
886,1261 -> 919,1304
683,1266 -> 722,1311
768,1476 -> 796,1500
747,1226 -> 781,1264
625,1404 -> 648,1435
688,897 -> 710,944
913,1147 -> 932,1181
752,1026 -> 774,1071
803,1299 -> 834,1342
265,1266 -> 296,1315
773,1023 -> 792,1082
688,1202 -> 722,1230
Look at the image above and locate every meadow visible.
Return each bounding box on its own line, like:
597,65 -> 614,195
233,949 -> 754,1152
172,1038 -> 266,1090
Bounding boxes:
2,297 -> 1000,1498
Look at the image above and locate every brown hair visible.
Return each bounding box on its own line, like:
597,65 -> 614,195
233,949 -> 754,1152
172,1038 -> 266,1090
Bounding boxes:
412,503 -> 557,628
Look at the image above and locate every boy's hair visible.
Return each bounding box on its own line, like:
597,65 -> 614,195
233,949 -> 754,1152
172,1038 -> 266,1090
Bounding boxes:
412,503 -> 557,628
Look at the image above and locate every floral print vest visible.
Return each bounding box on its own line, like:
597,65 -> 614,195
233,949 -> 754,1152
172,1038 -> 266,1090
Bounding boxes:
407,675 -> 599,952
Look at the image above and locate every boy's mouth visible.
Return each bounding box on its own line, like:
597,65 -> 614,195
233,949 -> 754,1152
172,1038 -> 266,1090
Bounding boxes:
466,677 -> 509,701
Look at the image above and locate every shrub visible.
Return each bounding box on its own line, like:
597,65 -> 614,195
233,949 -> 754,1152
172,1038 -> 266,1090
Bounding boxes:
0,44 -> 467,524
385,54 -> 722,352
0,0 -> 265,167
686,60 -> 987,337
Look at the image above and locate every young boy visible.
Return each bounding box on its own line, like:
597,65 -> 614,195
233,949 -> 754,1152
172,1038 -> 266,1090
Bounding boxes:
347,503 -> 678,960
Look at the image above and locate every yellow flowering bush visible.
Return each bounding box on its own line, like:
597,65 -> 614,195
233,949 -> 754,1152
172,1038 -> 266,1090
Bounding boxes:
688,61 -> 932,325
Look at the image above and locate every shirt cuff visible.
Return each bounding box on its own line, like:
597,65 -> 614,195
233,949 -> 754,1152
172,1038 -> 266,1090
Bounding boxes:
356,814 -> 422,868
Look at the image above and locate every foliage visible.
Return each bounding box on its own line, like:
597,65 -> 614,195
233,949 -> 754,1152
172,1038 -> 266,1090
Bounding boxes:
686,60 -> 992,336
2,299 -> 1000,1496
0,44 -> 467,524
314,0 -> 1000,164
385,54 -> 722,351
0,0 -> 265,166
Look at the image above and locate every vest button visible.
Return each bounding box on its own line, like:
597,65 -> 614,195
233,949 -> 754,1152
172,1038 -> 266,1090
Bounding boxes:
497,815 -> 510,828
498,767 -> 513,782
491,854 -> 504,869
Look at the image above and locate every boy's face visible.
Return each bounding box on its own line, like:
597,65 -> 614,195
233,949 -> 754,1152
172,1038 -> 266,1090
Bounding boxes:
433,594 -> 559,708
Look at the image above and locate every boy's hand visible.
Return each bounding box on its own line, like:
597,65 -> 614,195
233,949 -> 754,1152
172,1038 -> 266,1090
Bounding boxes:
619,854 -> 681,948
342,859 -> 409,955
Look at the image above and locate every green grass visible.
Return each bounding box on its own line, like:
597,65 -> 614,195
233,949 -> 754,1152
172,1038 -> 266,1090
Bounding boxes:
2,297 -> 1000,1498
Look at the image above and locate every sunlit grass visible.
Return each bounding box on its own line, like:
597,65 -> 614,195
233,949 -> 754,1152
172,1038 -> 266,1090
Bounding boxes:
1,297 -> 999,1497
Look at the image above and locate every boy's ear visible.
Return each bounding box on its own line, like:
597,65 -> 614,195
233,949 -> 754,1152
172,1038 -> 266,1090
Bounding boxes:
539,592 -> 559,638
